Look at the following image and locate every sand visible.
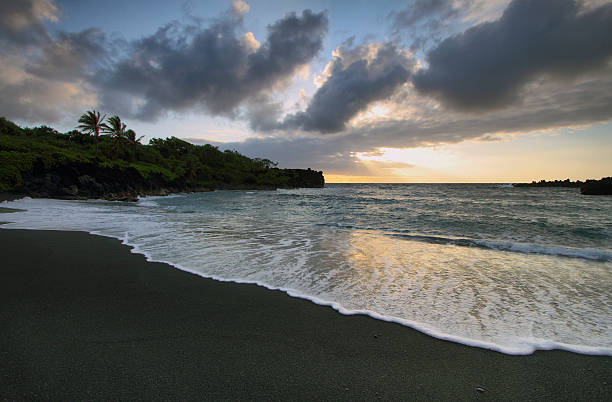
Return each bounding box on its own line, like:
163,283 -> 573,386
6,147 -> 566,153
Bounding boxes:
0,228 -> 610,400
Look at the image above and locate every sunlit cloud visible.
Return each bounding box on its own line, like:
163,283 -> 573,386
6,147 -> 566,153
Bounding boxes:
241,31 -> 260,53
232,0 -> 250,16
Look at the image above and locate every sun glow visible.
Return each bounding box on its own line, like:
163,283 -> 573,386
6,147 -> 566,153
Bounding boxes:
355,147 -> 457,169
324,147 -> 462,183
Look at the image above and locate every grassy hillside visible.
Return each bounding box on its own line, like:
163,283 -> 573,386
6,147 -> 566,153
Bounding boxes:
0,117 -> 324,199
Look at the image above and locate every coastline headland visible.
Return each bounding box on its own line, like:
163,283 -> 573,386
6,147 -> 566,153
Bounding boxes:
514,177 -> 612,195
0,117 -> 324,202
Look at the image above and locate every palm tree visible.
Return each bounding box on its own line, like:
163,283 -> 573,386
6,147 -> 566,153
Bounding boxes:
124,129 -> 145,149
123,129 -> 145,160
103,116 -> 144,152
101,115 -> 131,158
102,115 -> 127,138
77,110 -> 106,153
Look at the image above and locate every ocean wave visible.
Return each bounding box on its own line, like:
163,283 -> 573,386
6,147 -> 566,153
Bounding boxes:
276,187 -> 328,195
318,221 -> 612,261
388,232 -> 612,262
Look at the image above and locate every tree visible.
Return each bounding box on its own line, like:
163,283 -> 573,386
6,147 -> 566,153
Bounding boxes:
76,110 -> 106,153
102,115 -> 127,139
124,129 -> 145,150
101,115 -> 129,157
101,116 -> 144,159
254,158 -> 278,169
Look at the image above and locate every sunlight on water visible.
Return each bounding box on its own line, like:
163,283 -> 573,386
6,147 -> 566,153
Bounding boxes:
340,230 -> 611,351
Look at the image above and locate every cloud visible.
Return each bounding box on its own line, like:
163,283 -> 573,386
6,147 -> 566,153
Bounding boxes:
390,0 -> 473,49
220,135 -> 362,172
25,28 -> 109,81
241,31 -> 260,52
413,0 -> 612,111
392,0 -> 460,29
99,8 -> 328,120
0,0 -> 58,46
0,1 -> 327,125
278,41 -> 414,133
0,52 -> 96,122
0,77 -> 96,123
0,0 -> 104,124
244,95 -> 283,132
220,65 -> 612,173
232,0 -> 250,16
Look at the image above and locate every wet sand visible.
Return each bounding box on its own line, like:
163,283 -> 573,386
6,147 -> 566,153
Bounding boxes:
0,228 -> 610,400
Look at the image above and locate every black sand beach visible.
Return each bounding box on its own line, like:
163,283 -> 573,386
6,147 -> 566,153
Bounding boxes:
1,228 -> 610,400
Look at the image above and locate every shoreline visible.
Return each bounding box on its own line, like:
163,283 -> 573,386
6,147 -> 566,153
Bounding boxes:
2,202 -> 612,356
114,230 -> 612,357
1,228 -> 610,399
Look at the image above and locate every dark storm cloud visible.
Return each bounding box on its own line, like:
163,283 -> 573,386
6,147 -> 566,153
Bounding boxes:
100,9 -> 328,120
413,0 -> 612,111
278,41 -> 414,133
0,0 -> 56,47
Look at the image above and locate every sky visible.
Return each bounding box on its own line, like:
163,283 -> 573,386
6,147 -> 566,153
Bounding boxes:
1,0 -> 611,182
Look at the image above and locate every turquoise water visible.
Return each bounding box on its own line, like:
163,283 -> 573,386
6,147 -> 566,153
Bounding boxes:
4,184 -> 612,354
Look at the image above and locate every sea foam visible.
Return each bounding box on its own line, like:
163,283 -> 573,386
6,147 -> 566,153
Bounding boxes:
3,185 -> 611,356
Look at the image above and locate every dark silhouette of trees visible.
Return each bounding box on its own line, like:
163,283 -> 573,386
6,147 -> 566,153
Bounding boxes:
124,129 -> 145,152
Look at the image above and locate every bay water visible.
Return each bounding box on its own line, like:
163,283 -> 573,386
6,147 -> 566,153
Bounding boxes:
3,183 -> 611,355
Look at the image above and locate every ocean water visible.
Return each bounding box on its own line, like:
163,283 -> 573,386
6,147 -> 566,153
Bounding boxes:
3,183 -> 612,355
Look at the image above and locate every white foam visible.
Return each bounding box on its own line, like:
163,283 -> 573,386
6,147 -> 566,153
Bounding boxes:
3,196 -> 611,357
137,200 -> 160,207
141,193 -> 187,200
276,187 -> 328,196
474,239 -> 612,261
36,231 -> 612,356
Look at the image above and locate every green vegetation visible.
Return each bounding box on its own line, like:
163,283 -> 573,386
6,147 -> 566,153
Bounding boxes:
0,114 -> 324,199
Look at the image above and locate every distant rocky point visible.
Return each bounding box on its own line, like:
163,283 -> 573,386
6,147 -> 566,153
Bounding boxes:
513,178 -> 581,188
514,177 -> 612,195
579,177 -> 612,195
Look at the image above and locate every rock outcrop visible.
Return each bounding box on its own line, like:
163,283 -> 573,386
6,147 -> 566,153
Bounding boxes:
580,177 -> 612,195
513,177 -> 612,195
9,162 -> 324,201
